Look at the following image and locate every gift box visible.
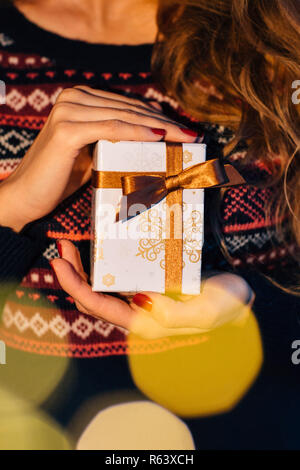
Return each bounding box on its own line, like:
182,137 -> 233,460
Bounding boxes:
91,140 -> 235,295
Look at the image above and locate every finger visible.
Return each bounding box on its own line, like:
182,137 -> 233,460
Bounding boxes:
55,88 -> 197,141
59,88 -> 166,118
130,310 -> 204,340
51,255 -> 202,338
51,256 -> 203,339
131,292 -> 187,329
64,120 -> 169,148
53,101 -> 177,126
54,107 -> 197,143
56,239 -> 87,281
132,278 -> 252,330
73,86 -> 162,112
51,258 -> 135,329
54,102 -> 178,127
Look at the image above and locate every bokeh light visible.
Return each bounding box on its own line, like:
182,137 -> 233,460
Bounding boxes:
76,401 -> 195,450
128,308 -> 263,418
0,288 -> 70,406
0,387 -> 71,450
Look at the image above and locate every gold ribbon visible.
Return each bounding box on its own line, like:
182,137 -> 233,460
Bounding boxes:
92,143 -> 245,293
164,144 -> 184,293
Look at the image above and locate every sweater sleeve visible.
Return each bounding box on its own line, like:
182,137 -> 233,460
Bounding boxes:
0,225 -> 42,283
0,224 -> 44,317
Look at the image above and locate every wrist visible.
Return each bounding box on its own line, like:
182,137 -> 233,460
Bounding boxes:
0,182 -> 31,233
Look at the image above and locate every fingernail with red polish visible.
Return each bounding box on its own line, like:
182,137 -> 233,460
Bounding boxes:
56,240 -> 63,258
151,128 -> 166,137
132,293 -> 153,312
180,128 -> 198,138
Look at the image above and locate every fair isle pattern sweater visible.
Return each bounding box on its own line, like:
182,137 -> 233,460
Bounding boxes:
0,4 -> 296,358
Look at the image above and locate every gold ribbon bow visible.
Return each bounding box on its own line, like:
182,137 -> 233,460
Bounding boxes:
118,157 -> 244,221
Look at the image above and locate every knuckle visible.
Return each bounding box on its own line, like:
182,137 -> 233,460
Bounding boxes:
56,87 -> 77,103
51,101 -> 70,120
150,303 -> 172,328
73,84 -> 92,92
75,300 -> 85,313
104,119 -> 123,133
53,120 -> 73,142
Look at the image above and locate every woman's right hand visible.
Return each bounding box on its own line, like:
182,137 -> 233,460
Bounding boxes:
0,86 -> 198,232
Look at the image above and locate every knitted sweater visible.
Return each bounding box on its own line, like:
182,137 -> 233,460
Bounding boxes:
0,3 -> 299,363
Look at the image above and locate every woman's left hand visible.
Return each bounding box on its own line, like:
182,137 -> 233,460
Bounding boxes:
51,240 -> 255,340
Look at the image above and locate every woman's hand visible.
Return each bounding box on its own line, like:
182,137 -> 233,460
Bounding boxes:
0,86 -> 197,232
51,240 -> 255,340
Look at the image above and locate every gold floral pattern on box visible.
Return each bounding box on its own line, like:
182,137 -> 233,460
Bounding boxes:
183,210 -> 203,264
136,208 -> 165,269
136,207 -> 203,267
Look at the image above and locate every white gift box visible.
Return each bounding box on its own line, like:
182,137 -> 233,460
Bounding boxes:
91,141 -> 206,295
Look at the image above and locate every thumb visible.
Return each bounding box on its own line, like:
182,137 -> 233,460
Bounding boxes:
131,292 -> 181,329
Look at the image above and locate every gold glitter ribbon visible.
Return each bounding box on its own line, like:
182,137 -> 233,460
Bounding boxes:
164,143 -> 183,293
